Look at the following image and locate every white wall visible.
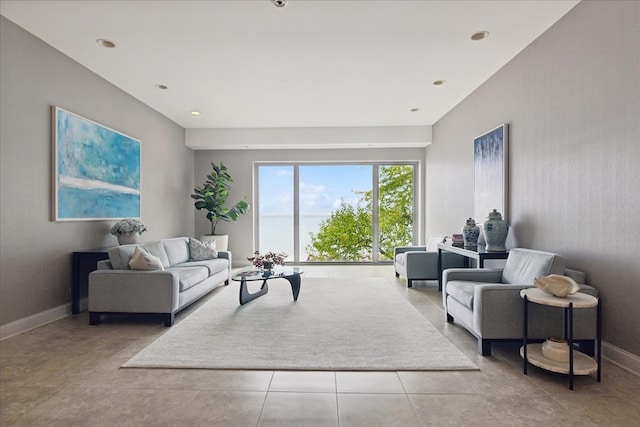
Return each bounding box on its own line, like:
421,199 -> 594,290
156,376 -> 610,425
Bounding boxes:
0,17 -> 195,327
426,1 -> 640,356
194,147 -> 426,264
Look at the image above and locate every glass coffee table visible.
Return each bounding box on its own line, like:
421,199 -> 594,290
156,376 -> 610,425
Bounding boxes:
231,267 -> 303,305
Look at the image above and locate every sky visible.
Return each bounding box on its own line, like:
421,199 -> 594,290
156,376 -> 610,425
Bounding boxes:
259,164 -> 372,216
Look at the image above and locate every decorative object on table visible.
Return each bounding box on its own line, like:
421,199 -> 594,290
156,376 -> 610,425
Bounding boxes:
110,218 -> 147,245
247,251 -> 287,270
191,162 -> 249,251
52,106 -> 141,221
541,337 -> 570,363
451,234 -> 464,247
473,123 -> 508,223
483,209 -> 508,251
462,218 -> 480,247
534,274 -> 580,297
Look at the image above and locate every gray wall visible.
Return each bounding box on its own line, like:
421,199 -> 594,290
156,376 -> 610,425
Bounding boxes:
194,148 -> 426,263
0,17 -> 195,326
426,1 -> 640,356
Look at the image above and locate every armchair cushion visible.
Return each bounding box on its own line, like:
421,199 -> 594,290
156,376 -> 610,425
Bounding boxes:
502,248 -> 566,284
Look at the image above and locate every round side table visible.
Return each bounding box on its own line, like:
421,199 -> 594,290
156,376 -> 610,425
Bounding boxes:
520,287 -> 601,390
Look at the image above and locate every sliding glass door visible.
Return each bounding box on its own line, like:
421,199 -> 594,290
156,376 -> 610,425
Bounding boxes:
256,163 -> 416,263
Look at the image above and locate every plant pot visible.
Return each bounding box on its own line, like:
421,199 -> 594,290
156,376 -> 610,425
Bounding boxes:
262,261 -> 274,270
200,234 -> 228,251
117,234 -> 139,245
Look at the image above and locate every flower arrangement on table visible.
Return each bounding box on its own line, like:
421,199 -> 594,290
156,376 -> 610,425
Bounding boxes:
247,251 -> 287,270
110,218 -> 147,237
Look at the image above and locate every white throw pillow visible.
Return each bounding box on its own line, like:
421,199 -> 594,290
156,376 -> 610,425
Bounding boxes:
189,238 -> 218,261
129,246 -> 165,271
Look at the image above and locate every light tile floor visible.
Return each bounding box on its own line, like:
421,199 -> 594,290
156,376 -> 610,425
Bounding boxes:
2,265 -> 639,426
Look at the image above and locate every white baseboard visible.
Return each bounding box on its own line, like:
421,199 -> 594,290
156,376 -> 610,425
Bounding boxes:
0,304 -> 70,340
602,341 -> 640,377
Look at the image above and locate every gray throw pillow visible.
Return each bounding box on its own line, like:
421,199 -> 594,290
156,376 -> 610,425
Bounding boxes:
189,238 -> 218,261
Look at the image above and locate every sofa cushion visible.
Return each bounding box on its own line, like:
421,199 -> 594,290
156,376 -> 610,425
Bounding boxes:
446,281 -> 481,310
128,247 -> 165,271
166,266 -> 210,291
139,241 -> 171,268
502,248 -> 567,285
395,253 -> 406,267
175,259 -> 228,277
189,238 -> 218,260
163,237 -> 190,266
108,245 -> 138,270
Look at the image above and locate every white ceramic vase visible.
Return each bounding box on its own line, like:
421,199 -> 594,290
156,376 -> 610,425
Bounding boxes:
483,209 -> 508,252
462,218 -> 480,247
541,338 -> 569,363
117,234 -> 139,245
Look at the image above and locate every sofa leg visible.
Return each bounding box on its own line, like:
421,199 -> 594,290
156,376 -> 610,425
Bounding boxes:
395,271 -> 399,278
407,279 -> 413,288
446,313 -> 454,323
225,279 -> 229,286
479,339 -> 492,356
89,312 -> 101,325
164,313 -> 175,327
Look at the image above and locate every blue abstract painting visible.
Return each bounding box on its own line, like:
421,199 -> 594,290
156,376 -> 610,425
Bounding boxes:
53,107 -> 140,220
474,124 -> 508,222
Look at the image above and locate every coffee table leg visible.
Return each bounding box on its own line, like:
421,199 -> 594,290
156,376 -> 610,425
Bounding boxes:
285,274 -> 301,301
239,278 -> 269,305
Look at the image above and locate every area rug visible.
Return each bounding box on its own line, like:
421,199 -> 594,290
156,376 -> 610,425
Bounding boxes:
123,277 -> 477,371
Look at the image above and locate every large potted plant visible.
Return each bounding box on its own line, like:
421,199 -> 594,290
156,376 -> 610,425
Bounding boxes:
191,162 -> 249,251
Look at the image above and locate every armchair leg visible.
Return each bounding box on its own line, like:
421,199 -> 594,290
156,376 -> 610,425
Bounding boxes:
225,279 -> 229,286
89,312 -> 101,325
395,271 -> 399,278
164,313 -> 175,327
479,339 -> 492,356
446,313 -> 454,323
407,279 -> 413,288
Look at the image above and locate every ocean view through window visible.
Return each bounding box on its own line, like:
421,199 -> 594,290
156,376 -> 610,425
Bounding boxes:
256,163 -> 416,263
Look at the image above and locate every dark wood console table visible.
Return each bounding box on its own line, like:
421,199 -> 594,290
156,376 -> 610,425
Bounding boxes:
72,247 -> 112,314
437,243 -> 509,291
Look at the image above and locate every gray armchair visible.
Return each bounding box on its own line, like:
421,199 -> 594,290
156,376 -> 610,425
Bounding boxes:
395,235 -> 465,287
443,248 -> 598,356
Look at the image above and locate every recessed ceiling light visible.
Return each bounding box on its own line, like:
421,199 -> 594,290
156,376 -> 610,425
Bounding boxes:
272,0 -> 287,8
190,110 -> 201,116
96,39 -> 115,48
410,108 -> 420,112
154,84 -> 168,90
433,80 -> 446,86
471,31 -> 490,41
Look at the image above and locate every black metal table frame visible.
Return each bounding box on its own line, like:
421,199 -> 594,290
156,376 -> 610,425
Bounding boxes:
234,270 -> 302,305
436,243 -> 509,291
523,294 -> 602,390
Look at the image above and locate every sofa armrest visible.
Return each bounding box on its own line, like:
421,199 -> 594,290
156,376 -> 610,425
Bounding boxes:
88,270 -> 180,313
217,251 -> 232,276
394,246 -> 427,257
443,268 -> 504,284
473,284 -> 531,337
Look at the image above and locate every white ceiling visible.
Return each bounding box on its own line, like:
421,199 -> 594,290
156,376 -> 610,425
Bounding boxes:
1,0 -> 579,130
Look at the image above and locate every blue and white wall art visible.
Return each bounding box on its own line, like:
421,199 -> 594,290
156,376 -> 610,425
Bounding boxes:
53,106 -> 141,220
473,124 -> 508,222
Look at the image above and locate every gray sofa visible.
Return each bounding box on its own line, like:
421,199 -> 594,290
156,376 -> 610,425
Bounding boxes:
443,248 -> 598,356
88,237 -> 231,326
